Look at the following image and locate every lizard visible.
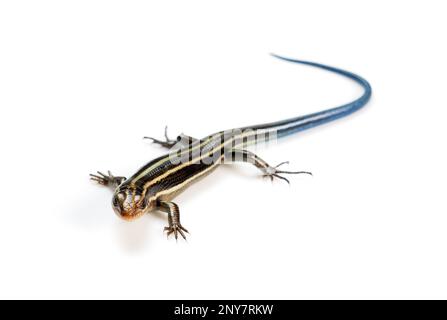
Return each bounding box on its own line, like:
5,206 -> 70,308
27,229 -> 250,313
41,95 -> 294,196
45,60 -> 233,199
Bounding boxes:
90,54 -> 372,240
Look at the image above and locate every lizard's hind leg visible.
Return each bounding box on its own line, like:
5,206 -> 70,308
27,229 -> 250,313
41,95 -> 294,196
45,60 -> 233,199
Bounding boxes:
226,149 -> 312,184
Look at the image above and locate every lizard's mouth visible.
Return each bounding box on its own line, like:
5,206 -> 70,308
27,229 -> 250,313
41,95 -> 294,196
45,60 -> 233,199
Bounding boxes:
116,209 -> 145,221
113,203 -> 145,221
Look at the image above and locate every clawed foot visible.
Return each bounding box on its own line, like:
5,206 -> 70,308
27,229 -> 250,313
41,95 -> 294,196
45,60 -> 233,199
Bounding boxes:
262,162 -> 312,184
164,223 -> 189,241
90,171 -> 126,187
144,126 -> 177,148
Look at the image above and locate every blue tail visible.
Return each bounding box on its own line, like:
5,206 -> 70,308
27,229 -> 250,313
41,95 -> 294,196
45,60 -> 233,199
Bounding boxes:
248,54 -> 372,138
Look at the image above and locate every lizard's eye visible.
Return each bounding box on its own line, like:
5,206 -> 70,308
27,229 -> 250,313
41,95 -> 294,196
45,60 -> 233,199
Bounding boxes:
112,192 -> 126,212
117,192 -> 126,202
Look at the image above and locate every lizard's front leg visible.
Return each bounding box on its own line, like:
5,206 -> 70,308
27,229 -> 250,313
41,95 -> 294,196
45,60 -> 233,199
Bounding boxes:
157,200 -> 189,241
144,126 -> 198,149
89,171 -> 126,190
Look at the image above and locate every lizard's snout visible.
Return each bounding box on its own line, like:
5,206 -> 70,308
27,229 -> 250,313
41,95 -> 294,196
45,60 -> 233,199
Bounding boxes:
112,191 -> 145,221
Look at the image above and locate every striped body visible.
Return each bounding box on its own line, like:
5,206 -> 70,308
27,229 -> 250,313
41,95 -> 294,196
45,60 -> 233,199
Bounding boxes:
119,131 -> 263,213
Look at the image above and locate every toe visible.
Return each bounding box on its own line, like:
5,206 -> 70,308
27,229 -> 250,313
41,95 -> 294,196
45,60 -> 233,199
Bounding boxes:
178,228 -> 187,240
179,225 -> 189,233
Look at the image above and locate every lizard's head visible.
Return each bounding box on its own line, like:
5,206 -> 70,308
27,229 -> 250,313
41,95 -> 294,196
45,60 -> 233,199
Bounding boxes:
112,187 -> 151,221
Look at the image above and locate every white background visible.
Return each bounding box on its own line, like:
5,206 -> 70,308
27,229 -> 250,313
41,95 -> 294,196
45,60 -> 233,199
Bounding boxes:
1,1 -> 446,299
